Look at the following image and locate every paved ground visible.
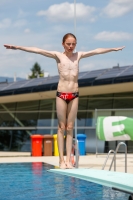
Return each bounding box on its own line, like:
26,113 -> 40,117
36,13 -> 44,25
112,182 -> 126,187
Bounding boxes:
0,152 -> 132,174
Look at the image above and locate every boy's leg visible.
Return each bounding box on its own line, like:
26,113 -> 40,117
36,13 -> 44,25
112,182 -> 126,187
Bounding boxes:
65,97 -> 78,168
56,96 -> 67,169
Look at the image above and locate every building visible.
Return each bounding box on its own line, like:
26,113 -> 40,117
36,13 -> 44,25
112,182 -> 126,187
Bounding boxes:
0,65 -> 133,153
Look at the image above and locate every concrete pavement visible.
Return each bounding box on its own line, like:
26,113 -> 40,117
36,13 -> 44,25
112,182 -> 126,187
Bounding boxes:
0,152 -> 132,174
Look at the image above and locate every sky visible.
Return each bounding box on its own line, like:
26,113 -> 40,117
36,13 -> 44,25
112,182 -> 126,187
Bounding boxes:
0,0 -> 133,79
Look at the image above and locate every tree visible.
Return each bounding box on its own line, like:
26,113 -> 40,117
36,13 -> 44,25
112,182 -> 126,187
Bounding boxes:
29,62 -> 44,79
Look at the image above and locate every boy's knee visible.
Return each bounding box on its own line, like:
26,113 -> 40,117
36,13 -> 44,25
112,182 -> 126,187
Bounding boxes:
58,124 -> 65,133
66,124 -> 74,131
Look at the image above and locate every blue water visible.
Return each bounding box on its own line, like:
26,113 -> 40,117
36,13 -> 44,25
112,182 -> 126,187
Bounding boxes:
0,162 -> 129,200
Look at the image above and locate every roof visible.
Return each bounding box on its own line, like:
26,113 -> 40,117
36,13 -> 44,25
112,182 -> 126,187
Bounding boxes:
0,65 -> 133,97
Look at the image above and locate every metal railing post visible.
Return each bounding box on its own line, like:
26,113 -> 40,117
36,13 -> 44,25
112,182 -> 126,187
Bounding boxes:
74,117 -> 79,168
102,149 -> 115,170
73,138 -> 79,168
95,109 -> 98,157
103,142 -> 127,173
114,142 -> 127,173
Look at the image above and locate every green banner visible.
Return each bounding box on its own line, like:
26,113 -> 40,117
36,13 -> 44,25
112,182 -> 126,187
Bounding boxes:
96,116 -> 133,141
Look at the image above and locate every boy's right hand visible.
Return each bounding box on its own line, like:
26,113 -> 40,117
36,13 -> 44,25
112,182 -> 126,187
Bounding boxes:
4,45 -> 16,49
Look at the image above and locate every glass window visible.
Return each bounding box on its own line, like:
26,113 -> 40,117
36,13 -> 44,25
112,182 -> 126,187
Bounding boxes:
37,111 -> 58,128
115,110 -> 133,118
127,141 -> 133,152
114,99 -> 133,109
96,110 -> 112,117
0,112 -> 16,126
77,111 -> 93,127
90,94 -> 113,98
15,112 -> 38,127
0,104 -> 6,111
11,130 -> 31,151
76,129 -> 85,135
53,112 -> 58,127
78,98 -> 88,110
77,112 -> 86,127
37,112 -> 52,127
114,92 -> 133,97
0,130 -> 12,151
17,101 -> 39,111
0,129 -> 36,151
88,99 -> 113,109
36,128 -> 58,135
40,99 -> 55,110
0,103 -> 16,111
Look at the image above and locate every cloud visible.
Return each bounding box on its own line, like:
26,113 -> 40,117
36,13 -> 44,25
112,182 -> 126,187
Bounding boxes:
80,58 -> 128,72
80,63 -> 95,71
0,31 -> 60,77
0,0 -> 13,6
0,18 -> 27,29
14,19 -> 27,28
18,9 -> 29,18
37,2 -> 96,22
0,18 -> 11,29
24,28 -> 30,33
103,0 -> 133,18
94,31 -> 133,41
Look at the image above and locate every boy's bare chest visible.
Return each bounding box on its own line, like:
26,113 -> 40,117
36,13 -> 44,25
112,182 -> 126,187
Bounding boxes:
58,57 -> 79,71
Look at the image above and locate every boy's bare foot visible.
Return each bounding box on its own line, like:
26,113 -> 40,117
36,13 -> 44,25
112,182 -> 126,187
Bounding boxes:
59,161 -> 67,169
65,162 -> 75,169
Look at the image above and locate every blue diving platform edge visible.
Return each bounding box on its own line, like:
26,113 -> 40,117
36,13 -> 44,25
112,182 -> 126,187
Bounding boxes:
48,168 -> 133,194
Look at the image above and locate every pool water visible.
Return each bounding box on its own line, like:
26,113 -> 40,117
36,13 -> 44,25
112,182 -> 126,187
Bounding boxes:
0,162 -> 129,200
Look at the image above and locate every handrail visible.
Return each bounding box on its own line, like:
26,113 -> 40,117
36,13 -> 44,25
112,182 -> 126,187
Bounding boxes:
102,150 -> 115,170
73,138 -> 79,168
102,142 -> 127,173
112,142 -> 127,173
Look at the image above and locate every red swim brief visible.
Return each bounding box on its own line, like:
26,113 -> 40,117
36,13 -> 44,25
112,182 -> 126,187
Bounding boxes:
56,91 -> 79,104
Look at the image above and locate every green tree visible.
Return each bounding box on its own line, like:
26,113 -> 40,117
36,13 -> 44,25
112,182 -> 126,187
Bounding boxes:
29,62 -> 44,79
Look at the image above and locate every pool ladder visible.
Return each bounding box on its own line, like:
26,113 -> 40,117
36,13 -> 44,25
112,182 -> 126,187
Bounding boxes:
72,138 -> 79,168
102,142 -> 127,173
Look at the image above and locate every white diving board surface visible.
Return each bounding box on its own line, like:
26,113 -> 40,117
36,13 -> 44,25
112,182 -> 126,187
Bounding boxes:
48,168 -> 133,194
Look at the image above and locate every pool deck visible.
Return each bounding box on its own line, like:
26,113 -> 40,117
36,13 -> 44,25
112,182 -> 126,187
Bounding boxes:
0,152 -> 132,174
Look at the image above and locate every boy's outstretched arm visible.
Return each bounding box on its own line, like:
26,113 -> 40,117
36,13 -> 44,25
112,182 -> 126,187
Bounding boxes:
4,44 -> 58,60
79,46 -> 125,59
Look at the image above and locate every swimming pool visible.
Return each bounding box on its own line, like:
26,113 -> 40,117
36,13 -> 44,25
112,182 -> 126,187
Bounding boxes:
0,162 -> 129,200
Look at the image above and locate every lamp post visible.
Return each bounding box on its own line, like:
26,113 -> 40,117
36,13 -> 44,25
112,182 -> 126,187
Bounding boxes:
74,0 -> 76,37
